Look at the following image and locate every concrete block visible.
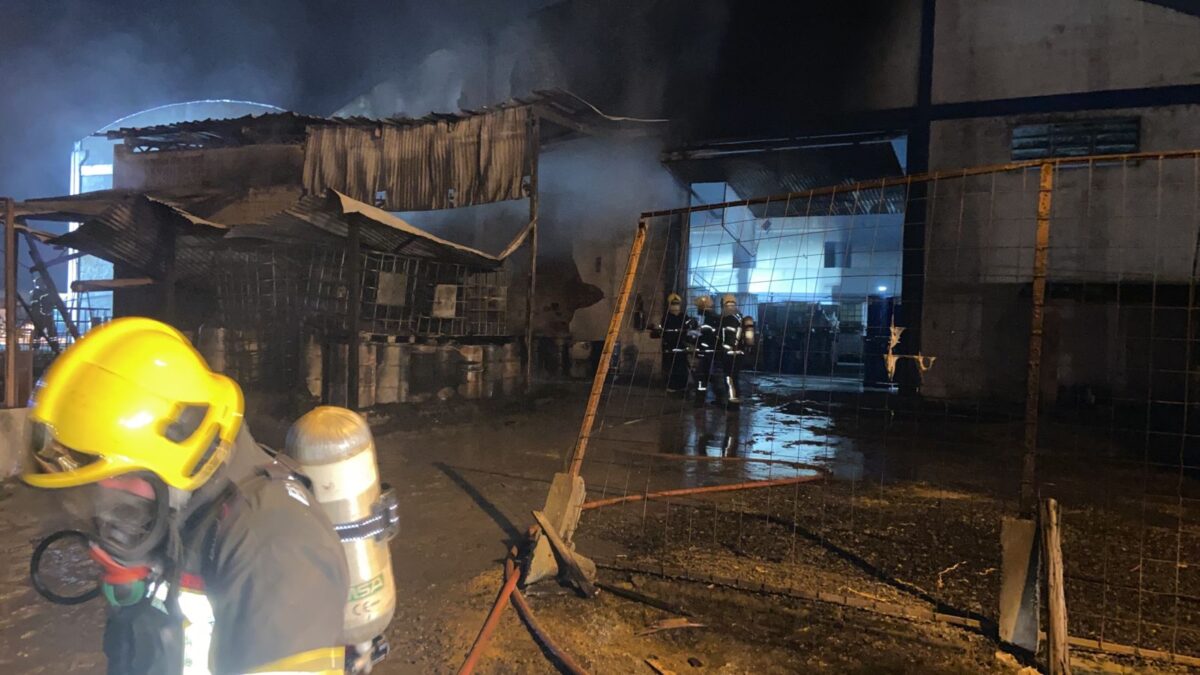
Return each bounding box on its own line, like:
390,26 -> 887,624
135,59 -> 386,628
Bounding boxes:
0,407 -> 30,479
526,472 -> 591,586
1000,517 -> 1041,653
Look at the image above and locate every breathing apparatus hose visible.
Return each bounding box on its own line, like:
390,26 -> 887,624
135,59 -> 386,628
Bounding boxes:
30,529 -> 102,605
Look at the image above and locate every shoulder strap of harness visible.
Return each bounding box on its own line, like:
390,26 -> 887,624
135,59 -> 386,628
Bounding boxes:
254,455 -> 314,492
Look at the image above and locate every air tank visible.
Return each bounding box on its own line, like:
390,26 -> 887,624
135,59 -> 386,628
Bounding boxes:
284,407 -> 398,652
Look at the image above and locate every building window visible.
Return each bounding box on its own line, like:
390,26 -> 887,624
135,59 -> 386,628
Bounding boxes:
1011,117 -> 1140,161
824,241 -> 851,269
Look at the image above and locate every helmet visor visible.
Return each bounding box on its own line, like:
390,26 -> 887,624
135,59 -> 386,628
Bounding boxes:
28,421 -> 100,477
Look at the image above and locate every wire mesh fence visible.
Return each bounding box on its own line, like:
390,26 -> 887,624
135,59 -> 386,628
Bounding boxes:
567,151 -> 1200,666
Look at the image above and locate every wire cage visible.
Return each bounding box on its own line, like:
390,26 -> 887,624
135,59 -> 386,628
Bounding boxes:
302,247 -> 510,338
213,242 -> 512,390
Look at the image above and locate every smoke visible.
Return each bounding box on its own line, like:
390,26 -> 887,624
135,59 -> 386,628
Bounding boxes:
0,0 -> 557,203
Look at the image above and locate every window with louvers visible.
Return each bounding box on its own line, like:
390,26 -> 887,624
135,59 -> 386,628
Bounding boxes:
1011,118 -> 1140,161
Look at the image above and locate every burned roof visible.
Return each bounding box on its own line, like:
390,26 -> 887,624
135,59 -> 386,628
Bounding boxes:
102,90 -> 664,151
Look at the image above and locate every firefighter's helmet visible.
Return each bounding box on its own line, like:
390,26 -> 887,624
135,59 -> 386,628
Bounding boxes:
24,317 -> 244,491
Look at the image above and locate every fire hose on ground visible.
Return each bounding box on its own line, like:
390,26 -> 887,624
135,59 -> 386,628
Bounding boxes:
456,547 -> 590,675
456,474 -> 822,674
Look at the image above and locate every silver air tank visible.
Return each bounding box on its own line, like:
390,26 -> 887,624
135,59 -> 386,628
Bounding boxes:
741,315 -> 756,348
285,407 -> 398,652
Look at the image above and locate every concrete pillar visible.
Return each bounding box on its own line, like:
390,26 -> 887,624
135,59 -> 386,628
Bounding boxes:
376,343 -> 402,405
358,342 -> 377,409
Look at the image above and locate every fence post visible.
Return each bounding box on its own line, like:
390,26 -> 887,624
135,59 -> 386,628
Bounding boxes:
1041,498 -> 1071,674
347,221 -> 361,411
1021,163 -> 1055,515
525,114 -> 539,390
567,218 -> 648,477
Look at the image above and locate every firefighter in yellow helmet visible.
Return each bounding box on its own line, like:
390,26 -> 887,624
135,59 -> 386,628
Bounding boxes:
24,318 -> 349,675
715,294 -> 756,406
648,293 -> 697,393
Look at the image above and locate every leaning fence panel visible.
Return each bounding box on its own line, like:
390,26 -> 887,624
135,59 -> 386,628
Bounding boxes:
563,151 -> 1200,668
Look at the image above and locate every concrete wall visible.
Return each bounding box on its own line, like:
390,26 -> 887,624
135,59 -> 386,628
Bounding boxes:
933,0 -> 1200,103
922,104 -> 1200,401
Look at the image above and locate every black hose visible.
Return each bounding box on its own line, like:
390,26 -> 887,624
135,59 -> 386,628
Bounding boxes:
30,529 -> 101,605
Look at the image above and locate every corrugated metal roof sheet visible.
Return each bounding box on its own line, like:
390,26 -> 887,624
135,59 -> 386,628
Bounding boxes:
303,106 -> 532,211
230,190 -> 511,268
42,194 -> 227,281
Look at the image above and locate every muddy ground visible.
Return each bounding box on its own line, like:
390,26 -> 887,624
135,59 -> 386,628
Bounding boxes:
1,378 -> 1198,673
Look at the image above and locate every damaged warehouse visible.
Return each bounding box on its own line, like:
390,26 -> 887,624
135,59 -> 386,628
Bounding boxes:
11,94 -> 658,410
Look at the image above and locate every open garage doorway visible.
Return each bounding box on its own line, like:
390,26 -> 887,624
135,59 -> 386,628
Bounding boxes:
667,133 -> 907,388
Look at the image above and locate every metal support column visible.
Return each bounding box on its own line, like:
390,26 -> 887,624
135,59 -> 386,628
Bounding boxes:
525,116 -> 540,389
23,231 -> 80,340
163,227 -> 177,325
4,198 -> 17,408
347,221 -> 361,411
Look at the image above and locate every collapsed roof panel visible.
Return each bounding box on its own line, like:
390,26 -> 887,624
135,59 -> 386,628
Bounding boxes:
229,190 -> 513,268
16,187 -> 521,285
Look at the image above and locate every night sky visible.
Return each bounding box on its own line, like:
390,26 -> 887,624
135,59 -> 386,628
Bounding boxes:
0,0 -> 550,202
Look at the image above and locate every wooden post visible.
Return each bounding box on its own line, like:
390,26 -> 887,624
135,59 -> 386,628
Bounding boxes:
525,115 -> 539,389
1041,498 -> 1070,675
4,198 -> 19,409
1021,163 -> 1055,515
347,221 -> 361,411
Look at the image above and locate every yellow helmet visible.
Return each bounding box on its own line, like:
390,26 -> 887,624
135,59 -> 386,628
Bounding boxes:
721,294 -> 737,306
24,317 -> 244,491
667,293 -> 682,304
694,295 -> 714,311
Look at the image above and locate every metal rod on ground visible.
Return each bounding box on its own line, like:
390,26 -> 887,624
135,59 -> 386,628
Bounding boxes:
347,221 -> 361,411
1042,498 -> 1071,674
1020,163 -> 1054,515
600,559 -> 1200,669
567,219 -> 648,477
580,474 -> 822,511
22,231 -> 79,340
525,115 -> 539,390
5,198 -> 18,409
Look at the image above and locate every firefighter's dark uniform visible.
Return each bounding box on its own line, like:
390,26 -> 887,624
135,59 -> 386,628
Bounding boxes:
693,309 -> 720,404
716,312 -> 747,404
652,311 -> 697,392
104,427 -> 350,675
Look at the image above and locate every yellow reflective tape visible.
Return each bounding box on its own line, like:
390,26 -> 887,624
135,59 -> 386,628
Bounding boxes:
245,646 -> 345,674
